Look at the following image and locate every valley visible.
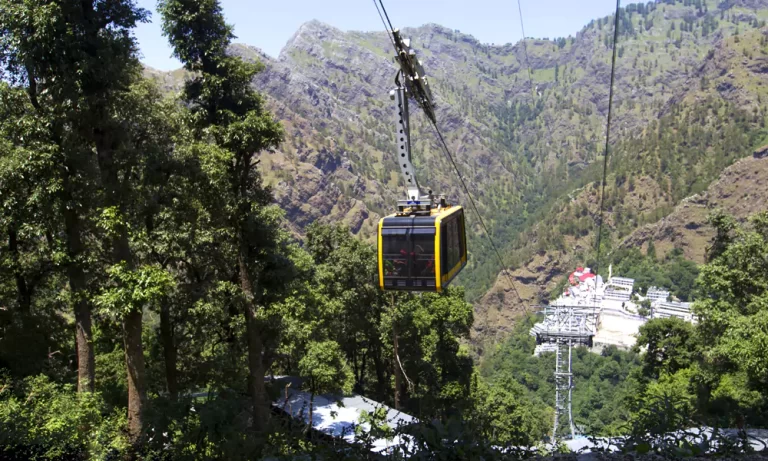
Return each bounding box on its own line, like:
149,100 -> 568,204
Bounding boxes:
3,0 -> 768,456
148,0 -> 768,345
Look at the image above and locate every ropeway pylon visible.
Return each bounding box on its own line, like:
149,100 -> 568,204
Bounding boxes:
530,299 -> 599,446
553,340 -> 575,440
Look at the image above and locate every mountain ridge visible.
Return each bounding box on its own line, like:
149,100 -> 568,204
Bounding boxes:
144,0 -> 768,347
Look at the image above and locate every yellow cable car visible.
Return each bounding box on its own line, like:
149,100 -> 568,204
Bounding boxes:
375,29 -> 468,292
378,206 -> 467,292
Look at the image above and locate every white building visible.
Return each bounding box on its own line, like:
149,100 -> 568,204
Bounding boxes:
604,287 -> 631,302
652,300 -> 695,322
607,276 -> 635,291
647,286 -> 670,302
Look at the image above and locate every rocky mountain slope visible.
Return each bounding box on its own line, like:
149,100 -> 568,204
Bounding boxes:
472,148 -> 768,346
146,0 -> 768,346
622,147 -> 768,262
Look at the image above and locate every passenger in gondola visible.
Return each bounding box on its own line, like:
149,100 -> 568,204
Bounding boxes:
388,247 -> 409,276
413,245 -> 435,276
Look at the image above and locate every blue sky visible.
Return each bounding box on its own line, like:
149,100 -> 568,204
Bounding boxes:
135,0 -> 619,70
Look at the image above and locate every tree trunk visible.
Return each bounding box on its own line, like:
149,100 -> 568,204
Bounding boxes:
61,182 -> 95,393
160,301 -> 178,400
123,308 -> 146,445
25,70 -> 94,393
8,224 -> 31,314
115,231 -> 146,451
372,347 -> 387,401
239,249 -> 269,433
95,131 -> 146,450
307,392 -> 315,435
235,155 -> 268,434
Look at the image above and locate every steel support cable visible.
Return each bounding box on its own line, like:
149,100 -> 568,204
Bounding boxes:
372,0 -> 396,48
516,0 -> 565,168
372,0 -> 536,324
516,0 -> 536,101
428,123 -> 533,321
514,0 -> 621,327
377,0 -> 396,32
594,0 -> 622,291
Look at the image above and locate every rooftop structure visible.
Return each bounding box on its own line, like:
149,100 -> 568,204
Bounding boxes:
647,286 -> 670,302
652,300 -> 695,322
269,376 -> 415,456
607,276 -> 634,290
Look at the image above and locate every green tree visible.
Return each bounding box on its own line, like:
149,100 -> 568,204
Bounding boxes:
0,84 -> 70,379
390,287 -> 475,419
0,0 -> 165,448
159,0 -> 284,434
474,373 -> 550,446
646,240 -> 657,261
298,340 -> 354,429
693,212 -> 768,423
634,317 -> 697,380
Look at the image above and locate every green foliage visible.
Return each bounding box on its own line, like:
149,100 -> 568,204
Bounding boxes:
473,374 -> 550,446
634,318 -> 697,380
271,224 -> 476,420
96,263 -> 174,318
692,211 -> 768,423
481,319 -> 642,437
3,0 -> 768,456
609,247 -> 699,300
629,211 -> 768,438
0,374 -> 127,460
298,340 -> 354,396
355,406 -> 394,450
388,287 -> 475,419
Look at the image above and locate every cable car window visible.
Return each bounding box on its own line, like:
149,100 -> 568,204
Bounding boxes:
411,228 -> 435,278
441,217 -> 460,276
382,228 -> 410,277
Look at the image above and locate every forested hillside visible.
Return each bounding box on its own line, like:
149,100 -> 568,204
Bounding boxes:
2,0 -> 768,458
480,210 -> 768,442
148,0 -> 768,330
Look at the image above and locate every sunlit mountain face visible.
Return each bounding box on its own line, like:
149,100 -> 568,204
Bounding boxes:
146,0 -> 768,342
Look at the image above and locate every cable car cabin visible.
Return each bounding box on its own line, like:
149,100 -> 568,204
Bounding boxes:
378,206 -> 467,292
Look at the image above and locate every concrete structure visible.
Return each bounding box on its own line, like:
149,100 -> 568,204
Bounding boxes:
607,276 -> 634,290
592,309 -> 647,350
647,286 -> 670,302
652,300 -> 694,322
603,287 -> 631,302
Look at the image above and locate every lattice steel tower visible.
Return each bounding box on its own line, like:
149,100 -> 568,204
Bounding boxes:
531,301 -> 598,445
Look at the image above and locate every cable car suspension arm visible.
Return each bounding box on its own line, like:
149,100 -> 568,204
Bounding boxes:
389,29 -> 438,209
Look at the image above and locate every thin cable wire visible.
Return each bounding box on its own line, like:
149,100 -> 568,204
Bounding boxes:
372,0 -> 396,48
378,0 -> 396,32
594,0 -> 621,284
429,124 -> 534,321
516,0 -> 562,166
516,0 -> 536,100
373,0 -> 536,323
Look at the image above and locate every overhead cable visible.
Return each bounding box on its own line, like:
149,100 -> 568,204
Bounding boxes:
594,0 -> 622,282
